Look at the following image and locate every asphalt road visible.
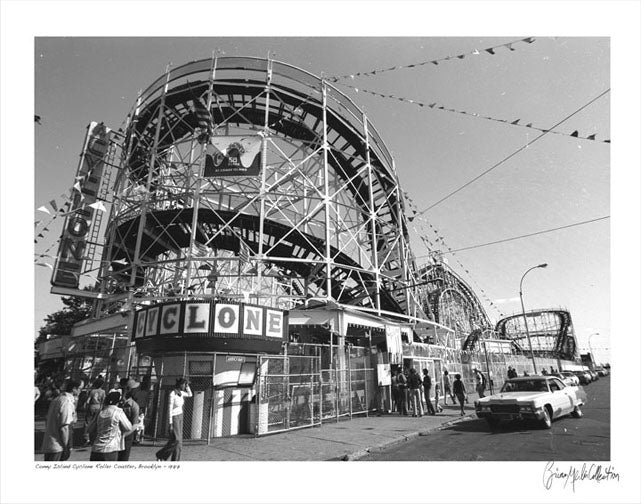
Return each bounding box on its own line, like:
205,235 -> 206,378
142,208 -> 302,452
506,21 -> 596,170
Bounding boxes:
363,375 -> 610,461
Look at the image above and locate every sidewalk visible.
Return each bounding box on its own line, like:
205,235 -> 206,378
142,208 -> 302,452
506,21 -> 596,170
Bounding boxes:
35,397 -> 480,462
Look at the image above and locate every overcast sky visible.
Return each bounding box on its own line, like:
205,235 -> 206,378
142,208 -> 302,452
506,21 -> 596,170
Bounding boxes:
32,36 -> 611,360
2,2 -> 640,502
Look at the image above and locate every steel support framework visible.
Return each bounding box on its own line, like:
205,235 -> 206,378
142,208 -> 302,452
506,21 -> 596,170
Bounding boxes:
97,57 -> 424,318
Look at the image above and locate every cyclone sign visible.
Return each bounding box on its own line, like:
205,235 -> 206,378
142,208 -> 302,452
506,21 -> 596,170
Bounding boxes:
51,122 -> 110,288
204,136 -> 262,177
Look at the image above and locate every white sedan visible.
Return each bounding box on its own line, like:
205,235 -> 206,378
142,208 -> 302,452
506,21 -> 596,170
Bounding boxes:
474,376 -> 587,429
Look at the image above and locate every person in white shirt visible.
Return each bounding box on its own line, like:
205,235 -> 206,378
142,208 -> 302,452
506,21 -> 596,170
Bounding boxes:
156,378 -> 192,461
87,391 -> 133,461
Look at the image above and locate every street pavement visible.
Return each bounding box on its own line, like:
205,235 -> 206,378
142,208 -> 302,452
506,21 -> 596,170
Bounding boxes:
34,395 -> 482,462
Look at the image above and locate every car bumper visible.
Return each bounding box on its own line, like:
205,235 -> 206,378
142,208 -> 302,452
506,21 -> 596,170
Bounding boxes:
476,409 -> 545,421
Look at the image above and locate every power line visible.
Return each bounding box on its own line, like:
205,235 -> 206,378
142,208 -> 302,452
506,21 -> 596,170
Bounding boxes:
415,215 -> 609,256
414,88 -> 611,216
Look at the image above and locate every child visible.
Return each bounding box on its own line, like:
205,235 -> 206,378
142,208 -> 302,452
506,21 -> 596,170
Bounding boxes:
433,382 -> 443,413
133,412 -> 145,444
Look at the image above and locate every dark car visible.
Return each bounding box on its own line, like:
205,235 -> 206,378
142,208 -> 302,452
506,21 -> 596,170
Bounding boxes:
575,370 -> 592,385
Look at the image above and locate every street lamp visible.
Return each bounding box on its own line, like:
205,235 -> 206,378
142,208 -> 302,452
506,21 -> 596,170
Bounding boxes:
588,332 -> 600,366
519,263 -> 548,375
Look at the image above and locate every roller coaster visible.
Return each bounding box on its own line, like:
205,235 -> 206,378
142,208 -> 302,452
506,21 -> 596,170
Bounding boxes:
97,57 -> 427,321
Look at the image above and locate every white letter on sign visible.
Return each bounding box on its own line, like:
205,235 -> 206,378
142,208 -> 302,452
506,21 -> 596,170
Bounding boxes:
184,303 -> 210,333
243,306 -> 263,336
265,310 -> 283,339
214,304 -> 239,334
135,311 -> 147,339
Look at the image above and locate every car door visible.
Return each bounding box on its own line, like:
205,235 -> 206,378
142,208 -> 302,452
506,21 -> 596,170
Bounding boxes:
549,378 -> 572,415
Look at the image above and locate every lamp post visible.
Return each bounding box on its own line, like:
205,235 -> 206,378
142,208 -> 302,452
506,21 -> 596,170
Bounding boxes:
588,332 -> 599,367
519,263 -> 548,375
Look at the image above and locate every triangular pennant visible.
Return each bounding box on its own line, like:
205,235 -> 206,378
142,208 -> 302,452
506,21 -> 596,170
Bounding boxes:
570,131 -> 579,137
506,43 -> 515,51
523,37 -> 535,44
37,206 -> 51,215
34,220 -> 41,227
49,200 -> 58,212
486,48 -> 496,55
457,54 -> 465,59
89,201 -> 107,212
526,123 -> 533,128
603,139 -> 610,143
472,49 -> 480,55
431,61 -> 439,65
73,182 -> 82,192
587,134 -> 596,140
511,119 -> 520,125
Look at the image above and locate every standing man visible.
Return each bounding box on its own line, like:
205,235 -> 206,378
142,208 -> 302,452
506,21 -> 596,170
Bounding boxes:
473,368 -> 486,398
422,369 -> 436,415
118,378 -> 140,461
83,377 -> 105,446
41,378 -> 81,461
397,369 -> 408,415
407,368 -> 423,417
391,370 -> 401,414
452,373 -> 467,416
443,370 -> 456,405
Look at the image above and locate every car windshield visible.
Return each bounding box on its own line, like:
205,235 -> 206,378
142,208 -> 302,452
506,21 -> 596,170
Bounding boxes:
500,379 -> 550,393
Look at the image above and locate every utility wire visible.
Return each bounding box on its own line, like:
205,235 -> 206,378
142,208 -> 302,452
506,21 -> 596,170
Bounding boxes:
415,215 -> 609,257
415,88 -> 611,216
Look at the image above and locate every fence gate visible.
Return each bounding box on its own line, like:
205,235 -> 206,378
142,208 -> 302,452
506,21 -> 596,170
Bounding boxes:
255,354 -> 321,435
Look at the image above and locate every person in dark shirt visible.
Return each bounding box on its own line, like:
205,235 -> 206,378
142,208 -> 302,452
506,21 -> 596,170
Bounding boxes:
452,373 -> 467,416
422,369 -> 436,415
407,368 -> 423,417
397,369 -> 408,415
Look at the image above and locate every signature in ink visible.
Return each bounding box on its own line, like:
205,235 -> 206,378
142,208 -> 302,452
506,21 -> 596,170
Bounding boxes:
542,461 -> 620,492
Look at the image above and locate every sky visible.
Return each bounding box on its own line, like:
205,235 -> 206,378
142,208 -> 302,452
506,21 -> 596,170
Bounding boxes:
32,36 -> 611,361
2,2 -> 640,504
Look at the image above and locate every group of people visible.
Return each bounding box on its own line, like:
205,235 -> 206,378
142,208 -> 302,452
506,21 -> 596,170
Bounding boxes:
391,367 -> 471,418
41,374 -> 156,462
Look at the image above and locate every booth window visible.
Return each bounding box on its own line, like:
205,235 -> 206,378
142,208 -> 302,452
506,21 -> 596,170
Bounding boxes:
238,363 -> 257,386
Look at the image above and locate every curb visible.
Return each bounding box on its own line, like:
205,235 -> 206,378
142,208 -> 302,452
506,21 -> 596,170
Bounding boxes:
340,413 -> 476,461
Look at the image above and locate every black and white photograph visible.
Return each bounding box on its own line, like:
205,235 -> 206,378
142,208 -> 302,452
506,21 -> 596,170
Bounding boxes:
1,1 -> 640,504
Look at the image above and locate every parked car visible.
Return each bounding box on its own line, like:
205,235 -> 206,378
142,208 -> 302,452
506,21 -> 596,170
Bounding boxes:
475,376 -> 586,429
551,373 -> 577,387
574,370 -> 592,385
559,371 -> 580,386
595,367 -> 609,377
588,370 -> 599,381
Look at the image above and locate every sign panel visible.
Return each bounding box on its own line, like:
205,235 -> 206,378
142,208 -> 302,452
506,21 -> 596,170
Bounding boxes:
132,301 -> 287,342
204,136 -> 262,177
377,363 -> 391,386
51,122 -> 111,288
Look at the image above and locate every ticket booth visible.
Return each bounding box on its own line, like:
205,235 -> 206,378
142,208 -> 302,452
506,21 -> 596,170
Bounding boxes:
210,354 -> 257,437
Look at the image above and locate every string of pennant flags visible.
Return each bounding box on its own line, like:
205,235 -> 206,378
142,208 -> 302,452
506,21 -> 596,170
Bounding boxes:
334,81 -> 611,144
329,37 -> 536,82
403,190 -> 505,318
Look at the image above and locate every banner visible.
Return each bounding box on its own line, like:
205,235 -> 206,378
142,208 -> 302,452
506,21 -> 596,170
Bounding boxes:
51,122 -> 111,288
204,136 -> 262,177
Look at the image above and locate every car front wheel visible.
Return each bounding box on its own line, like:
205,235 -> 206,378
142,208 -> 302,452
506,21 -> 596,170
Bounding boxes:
571,405 -> 583,418
541,406 -> 552,429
